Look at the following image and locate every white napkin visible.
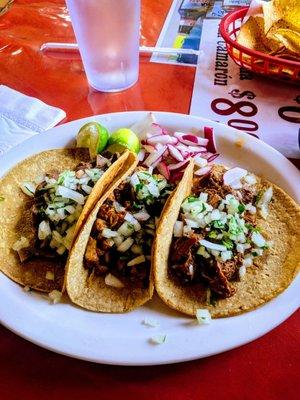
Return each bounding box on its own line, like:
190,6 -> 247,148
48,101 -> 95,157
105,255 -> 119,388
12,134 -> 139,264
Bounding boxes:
0,85 -> 66,156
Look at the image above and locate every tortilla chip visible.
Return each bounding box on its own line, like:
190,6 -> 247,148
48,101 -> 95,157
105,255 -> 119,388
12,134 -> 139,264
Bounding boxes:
65,152 -> 151,313
237,16 -> 270,53
0,148 -> 131,292
263,0 -> 300,34
154,164 -> 300,318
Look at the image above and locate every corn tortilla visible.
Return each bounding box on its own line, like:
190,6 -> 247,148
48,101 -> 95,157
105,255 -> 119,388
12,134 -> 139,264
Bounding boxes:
65,152 -> 152,313
0,148 -> 131,292
153,163 -> 300,318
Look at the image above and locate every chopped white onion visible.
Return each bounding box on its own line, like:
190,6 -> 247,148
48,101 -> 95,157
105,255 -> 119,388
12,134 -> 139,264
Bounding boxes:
142,318 -> 160,328
117,222 -> 134,237
113,201 -> 125,212
200,239 -> 227,252
20,182 -> 36,197
12,236 -> 29,252
117,237 -> 134,252
56,185 -> 85,204
196,309 -> 211,324
104,273 -> 124,288
239,265 -> 246,279
38,220 -> 51,240
102,228 -> 118,238
251,232 -> 266,247
150,335 -> 166,344
133,210 -> 151,221
223,167 -> 248,188
48,290 -> 62,304
244,174 -> 257,185
173,220 -> 184,237
82,184 -> 92,194
46,271 -> 55,280
127,255 -> 146,266
130,173 -> 140,187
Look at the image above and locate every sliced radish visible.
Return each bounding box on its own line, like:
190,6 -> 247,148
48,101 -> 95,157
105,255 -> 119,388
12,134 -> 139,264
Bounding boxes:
156,161 -> 170,179
138,149 -> 145,162
185,145 -> 207,153
168,160 -> 190,171
204,126 -> 217,153
193,155 -> 208,168
167,145 -> 183,162
194,166 -> 212,176
147,135 -> 176,145
179,134 -> 209,147
143,144 -> 155,153
143,145 -> 166,167
207,153 -> 220,162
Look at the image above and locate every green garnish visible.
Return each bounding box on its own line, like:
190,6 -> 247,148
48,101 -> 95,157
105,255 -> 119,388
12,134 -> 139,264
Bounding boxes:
0,195 -> 4,202
135,183 -> 143,192
188,196 -> 198,203
238,204 -> 245,213
208,230 -> 218,239
222,237 -> 234,250
252,251 -> 258,257
213,220 -> 225,229
246,223 -> 261,233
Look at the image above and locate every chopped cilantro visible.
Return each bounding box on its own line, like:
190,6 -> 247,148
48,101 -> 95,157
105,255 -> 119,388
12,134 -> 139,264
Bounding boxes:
213,220 -> 225,229
133,201 -> 142,210
262,244 -> 269,250
252,251 -> 258,257
135,183 -> 143,192
222,237 -> 234,250
238,204 -> 245,213
208,230 -> 218,239
188,196 -> 198,203
246,223 -> 261,233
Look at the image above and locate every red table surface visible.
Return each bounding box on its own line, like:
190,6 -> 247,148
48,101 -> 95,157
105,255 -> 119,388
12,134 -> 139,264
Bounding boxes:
0,1 -> 299,399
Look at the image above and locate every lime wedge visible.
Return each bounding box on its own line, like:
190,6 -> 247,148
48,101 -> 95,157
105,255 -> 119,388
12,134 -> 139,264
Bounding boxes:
76,122 -> 109,159
108,128 -> 140,154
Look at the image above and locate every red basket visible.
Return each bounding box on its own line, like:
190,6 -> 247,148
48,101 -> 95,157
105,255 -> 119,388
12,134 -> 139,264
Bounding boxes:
219,7 -> 300,84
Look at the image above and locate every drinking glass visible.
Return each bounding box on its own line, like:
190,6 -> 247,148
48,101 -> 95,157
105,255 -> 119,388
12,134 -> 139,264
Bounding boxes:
66,0 -> 140,92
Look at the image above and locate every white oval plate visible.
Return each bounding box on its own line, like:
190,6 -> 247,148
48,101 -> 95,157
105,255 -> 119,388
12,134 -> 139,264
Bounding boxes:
0,111 -> 299,366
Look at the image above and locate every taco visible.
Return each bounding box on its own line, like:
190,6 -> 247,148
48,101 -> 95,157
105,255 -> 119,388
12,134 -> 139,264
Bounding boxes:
0,148 -> 134,293
66,162 -> 176,312
154,162 -> 300,318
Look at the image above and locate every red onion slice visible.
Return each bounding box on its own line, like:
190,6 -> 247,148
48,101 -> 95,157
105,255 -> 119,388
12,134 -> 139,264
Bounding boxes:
204,126 -> 217,153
